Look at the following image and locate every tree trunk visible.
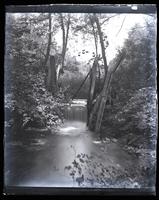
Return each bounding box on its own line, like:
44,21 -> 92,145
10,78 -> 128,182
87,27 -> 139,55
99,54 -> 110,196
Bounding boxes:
87,59 -> 97,125
90,16 -> 98,57
47,55 -> 57,94
88,53 -> 125,133
57,14 -> 70,80
95,54 -> 125,135
95,71 -> 112,135
43,13 -> 52,69
88,14 -> 125,136
60,14 -> 66,70
63,15 -> 70,65
88,91 -> 101,130
88,14 -> 109,131
94,14 -> 108,75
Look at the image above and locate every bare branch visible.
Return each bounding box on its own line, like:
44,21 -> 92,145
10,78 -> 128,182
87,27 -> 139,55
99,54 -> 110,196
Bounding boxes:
100,14 -> 119,26
110,52 -> 126,74
116,16 -> 126,37
71,67 -> 92,100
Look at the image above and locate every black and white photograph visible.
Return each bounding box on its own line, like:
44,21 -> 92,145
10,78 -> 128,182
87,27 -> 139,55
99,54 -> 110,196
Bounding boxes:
4,4 -> 157,195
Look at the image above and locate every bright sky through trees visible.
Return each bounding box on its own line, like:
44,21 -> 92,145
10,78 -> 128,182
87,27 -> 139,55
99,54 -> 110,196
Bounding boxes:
11,12 -> 156,65
65,13 -> 154,64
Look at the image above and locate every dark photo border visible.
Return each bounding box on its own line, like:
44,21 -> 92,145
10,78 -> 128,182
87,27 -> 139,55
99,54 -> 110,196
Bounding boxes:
2,3 -> 158,196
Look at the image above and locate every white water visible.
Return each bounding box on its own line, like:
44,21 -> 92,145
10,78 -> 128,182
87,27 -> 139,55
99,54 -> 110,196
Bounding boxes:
63,99 -> 87,122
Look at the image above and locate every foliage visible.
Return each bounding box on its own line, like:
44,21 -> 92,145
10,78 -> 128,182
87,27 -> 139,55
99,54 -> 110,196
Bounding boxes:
4,13 -> 157,135
5,62 -> 65,130
5,13 -> 59,68
114,87 -> 157,136
111,21 -> 156,102
60,68 -> 89,100
57,54 -> 90,99
64,151 -> 148,188
100,21 -> 157,151
4,14 -> 65,132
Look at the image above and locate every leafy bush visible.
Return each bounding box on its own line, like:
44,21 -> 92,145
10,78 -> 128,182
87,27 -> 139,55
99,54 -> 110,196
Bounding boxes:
4,14 -> 66,132
5,61 -> 65,132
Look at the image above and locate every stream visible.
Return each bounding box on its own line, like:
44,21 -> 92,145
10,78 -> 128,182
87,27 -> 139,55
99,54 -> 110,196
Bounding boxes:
4,99 -> 140,188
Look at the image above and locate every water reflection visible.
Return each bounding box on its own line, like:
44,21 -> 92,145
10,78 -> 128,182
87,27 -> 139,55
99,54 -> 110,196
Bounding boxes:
6,120 -> 94,187
5,99 -> 140,188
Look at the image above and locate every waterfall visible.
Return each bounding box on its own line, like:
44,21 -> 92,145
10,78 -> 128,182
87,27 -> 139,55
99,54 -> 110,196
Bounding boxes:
64,99 -> 87,122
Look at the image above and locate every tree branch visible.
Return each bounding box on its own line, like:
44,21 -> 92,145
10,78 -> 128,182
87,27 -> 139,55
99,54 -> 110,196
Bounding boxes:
90,16 -> 98,56
71,67 -> 92,100
100,14 -> 119,26
110,51 -> 126,74
116,16 -> 126,37
94,14 -> 108,75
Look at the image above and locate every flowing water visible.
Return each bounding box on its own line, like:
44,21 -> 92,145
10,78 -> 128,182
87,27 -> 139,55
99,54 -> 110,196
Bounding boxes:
4,99 -> 140,188
63,99 -> 87,122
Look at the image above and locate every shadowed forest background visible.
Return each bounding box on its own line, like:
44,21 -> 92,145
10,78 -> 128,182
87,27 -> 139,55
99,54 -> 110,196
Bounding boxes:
4,11 -> 157,189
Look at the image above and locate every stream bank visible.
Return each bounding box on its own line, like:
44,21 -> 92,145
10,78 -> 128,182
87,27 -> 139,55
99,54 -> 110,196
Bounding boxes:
4,99 -> 155,189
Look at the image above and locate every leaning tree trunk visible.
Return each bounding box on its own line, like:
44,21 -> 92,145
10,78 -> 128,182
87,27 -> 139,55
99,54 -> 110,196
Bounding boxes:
88,92 -> 101,130
88,14 -> 109,132
88,14 -> 125,136
87,58 -> 97,125
88,53 -> 125,134
47,55 -> 57,94
95,71 -> 112,135
94,54 -> 125,136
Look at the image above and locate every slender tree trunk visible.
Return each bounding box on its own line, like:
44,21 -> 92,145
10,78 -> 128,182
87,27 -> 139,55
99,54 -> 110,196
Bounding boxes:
43,13 -> 52,69
88,14 -> 125,135
63,15 -> 70,65
60,14 -> 65,69
90,17 -> 102,100
88,14 -> 109,133
90,16 -> 98,57
57,14 -> 70,80
94,14 -> 108,75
